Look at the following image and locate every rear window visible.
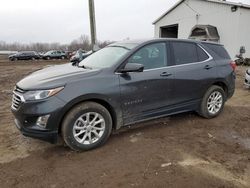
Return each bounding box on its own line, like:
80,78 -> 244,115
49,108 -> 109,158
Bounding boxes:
202,43 -> 230,59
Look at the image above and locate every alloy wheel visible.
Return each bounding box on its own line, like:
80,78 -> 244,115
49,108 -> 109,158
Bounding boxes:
73,112 -> 105,145
207,91 -> 223,115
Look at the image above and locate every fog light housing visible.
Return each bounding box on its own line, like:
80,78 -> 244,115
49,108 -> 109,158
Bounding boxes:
36,115 -> 50,128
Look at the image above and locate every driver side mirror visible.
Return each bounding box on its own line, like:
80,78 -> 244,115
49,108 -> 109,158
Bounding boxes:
119,63 -> 144,73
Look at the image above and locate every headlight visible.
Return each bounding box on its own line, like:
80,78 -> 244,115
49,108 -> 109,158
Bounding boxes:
23,87 -> 64,101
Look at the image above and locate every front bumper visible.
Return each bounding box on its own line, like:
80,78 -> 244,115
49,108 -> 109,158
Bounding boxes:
11,95 -> 66,143
14,118 -> 58,143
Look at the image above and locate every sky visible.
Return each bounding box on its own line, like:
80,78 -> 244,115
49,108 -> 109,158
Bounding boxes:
0,0 -> 249,44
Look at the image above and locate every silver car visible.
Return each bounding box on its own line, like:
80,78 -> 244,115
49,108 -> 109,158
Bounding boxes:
245,69 -> 250,88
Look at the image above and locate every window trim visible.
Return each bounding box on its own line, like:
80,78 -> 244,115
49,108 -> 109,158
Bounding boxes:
116,42 -> 169,73
115,42 -> 213,74
170,41 -> 212,67
144,45 -> 212,71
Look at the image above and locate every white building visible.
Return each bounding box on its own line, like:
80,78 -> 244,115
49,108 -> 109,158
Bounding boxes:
153,0 -> 250,59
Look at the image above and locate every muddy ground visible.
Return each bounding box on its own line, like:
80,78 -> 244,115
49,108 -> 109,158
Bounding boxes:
0,58 -> 250,188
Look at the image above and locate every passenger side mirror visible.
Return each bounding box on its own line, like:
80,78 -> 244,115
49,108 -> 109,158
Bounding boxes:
120,63 -> 144,73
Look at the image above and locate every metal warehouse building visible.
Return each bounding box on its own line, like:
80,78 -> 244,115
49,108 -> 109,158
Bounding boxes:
153,0 -> 250,59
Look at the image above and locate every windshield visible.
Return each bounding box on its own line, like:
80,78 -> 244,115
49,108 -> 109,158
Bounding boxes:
79,46 -> 131,69
44,51 -> 53,55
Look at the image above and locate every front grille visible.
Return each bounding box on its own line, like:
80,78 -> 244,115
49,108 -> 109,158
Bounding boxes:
14,86 -> 25,93
12,93 -> 22,110
11,86 -> 25,110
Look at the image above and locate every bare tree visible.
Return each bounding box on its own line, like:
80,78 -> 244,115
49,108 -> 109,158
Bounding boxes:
0,35 -> 113,52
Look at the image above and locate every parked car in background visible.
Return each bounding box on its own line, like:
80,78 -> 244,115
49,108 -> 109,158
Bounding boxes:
42,50 -> 67,60
70,50 -> 93,65
9,51 -> 40,61
245,69 -> 250,88
11,39 -> 236,151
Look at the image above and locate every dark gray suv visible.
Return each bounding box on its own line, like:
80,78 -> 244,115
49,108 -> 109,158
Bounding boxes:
11,39 -> 236,151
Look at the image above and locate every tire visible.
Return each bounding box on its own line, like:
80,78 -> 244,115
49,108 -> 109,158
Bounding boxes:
13,58 -> 18,61
46,57 -> 50,60
61,56 -> 65,60
198,85 -> 226,119
62,102 -> 113,151
31,57 -> 35,61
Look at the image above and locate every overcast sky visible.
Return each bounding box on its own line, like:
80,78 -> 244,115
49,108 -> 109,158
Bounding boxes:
0,0 -> 249,44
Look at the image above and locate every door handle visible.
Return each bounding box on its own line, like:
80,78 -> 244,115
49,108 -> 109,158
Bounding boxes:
160,72 -> 172,77
204,65 -> 213,70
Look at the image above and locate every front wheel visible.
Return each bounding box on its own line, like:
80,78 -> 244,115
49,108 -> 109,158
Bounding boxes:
198,85 -> 226,119
62,102 -> 112,151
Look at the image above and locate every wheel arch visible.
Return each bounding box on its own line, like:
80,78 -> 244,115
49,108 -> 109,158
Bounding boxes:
212,81 -> 228,98
58,96 -> 121,134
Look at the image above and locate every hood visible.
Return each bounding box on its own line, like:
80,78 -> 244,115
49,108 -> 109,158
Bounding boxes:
9,54 -> 16,58
17,63 -> 101,90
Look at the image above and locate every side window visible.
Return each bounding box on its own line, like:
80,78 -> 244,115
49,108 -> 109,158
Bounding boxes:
128,43 -> 167,70
202,43 -> 231,59
197,46 -> 209,61
172,42 -> 198,65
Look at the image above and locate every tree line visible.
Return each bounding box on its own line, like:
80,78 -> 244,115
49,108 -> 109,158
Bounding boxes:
0,35 -> 113,52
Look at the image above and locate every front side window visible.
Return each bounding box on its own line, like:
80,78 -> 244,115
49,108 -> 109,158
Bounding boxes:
127,43 -> 167,70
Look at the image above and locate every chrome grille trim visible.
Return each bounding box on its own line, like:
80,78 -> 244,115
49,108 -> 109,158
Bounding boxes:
11,86 -> 26,110
14,86 -> 25,93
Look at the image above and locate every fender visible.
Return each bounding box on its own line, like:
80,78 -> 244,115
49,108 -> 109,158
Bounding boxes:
57,93 -> 124,133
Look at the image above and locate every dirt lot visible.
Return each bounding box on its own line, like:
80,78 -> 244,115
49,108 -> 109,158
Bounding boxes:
0,58 -> 250,188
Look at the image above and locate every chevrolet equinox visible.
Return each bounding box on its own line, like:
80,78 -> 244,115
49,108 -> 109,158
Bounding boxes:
11,39 -> 236,151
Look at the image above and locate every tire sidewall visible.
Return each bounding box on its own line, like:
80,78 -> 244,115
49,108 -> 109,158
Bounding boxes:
62,103 -> 112,151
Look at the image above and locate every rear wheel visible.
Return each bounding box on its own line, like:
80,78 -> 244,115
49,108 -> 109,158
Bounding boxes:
61,56 -> 65,60
198,85 -> 225,119
62,102 -> 112,151
46,57 -> 50,60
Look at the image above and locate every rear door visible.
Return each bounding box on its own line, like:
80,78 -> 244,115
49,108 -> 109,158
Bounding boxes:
119,42 -> 175,125
170,41 -> 216,106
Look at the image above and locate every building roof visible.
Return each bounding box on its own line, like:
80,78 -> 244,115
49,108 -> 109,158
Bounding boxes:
153,0 -> 250,24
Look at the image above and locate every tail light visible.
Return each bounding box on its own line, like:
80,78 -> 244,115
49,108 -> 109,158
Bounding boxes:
230,61 -> 237,71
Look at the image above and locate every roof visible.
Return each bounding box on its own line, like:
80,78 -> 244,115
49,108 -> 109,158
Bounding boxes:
153,0 -> 250,24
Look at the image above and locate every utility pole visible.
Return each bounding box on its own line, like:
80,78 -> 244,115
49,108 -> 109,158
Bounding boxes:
88,0 -> 97,50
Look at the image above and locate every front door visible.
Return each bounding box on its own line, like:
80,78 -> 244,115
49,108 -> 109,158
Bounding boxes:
119,42 -> 175,125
